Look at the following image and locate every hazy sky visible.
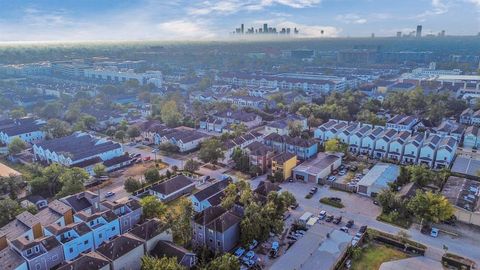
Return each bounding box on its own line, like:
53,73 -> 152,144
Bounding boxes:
0,0 -> 479,41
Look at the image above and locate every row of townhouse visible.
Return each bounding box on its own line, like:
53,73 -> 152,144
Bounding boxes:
32,132 -> 130,175
217,72 -> 345,93
0,118 -> 46,145
199,110 -> 263,133
263,133 -> 318,160
222,131 -> 265,164
153,127 -> 209,153
460,108 -> 480,126
315,119 -> 458,169
220,95 -> 274,110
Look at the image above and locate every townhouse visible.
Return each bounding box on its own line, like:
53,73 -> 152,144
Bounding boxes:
314,120 -> 338,142
321,122 -> 348,143
61,191 -> 100,214
57,252 -> 110,270
0,118 -> 46,145
265,114 -> 308,136
100,199 -> 142,234
145,175 -> 195,202
191,206 -> 243,253
244,141 -> 275,173
463,126 -> 480,149
9,235 -> 64,270
0,240 -> 28,270
223,131 -> 264,164
401,133 -> 425,164
435,120 -> 465,142
32,132 -> 125,174
128,219 -> 172,253
271,152 -> 297,181
190,179 -> 233,213
385,115 -> 419,131
459,108 -> 480,126
336,123 -> 360,145
348,125 -> 372,153
73,210 -> 121,249
263,133 -> 318,160
151,240 -> 197,269
360,127 -> 384,155
434,136 -> 458,169
44,222 -> 94,261
418,134 -> 442,167
154,128 -> 208,152
211,110 -> 262,130
96,234 -> 144,270
136,120 -> 168,144
386,131 -> 411,161
220,95 -> 273,110
372,129 -> 397,159
199,117 -> 227,133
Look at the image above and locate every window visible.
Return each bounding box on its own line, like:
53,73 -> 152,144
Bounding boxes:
69,247 -> 73,253
112,227 -> 116,231
84,240 -> 89,245
209,238 -> 213,243
26,249 -> 32,255
99,233 -> 103,238
52,255 -> 58,261
217,241 -> 221,246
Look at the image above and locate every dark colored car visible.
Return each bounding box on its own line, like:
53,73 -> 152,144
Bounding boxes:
333,216 -> 342,224
326,215 -> 334,222
349,166 -> 358,172
346,220 -> 354,228
358,225 -> 368,233
290,202 -> 299,210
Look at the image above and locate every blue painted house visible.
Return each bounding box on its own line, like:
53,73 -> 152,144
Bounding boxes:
190,179 -> 232,212
74,210 -> 120,249
0,118 -> 46,145
264,133 -> 318,160
463,126 -> 480,149
44,222 -> 94,261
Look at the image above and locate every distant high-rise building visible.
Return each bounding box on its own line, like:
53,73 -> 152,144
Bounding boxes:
396,31 -> 402,38
241,24 -> 244,34
416,25 -> 422,38
439,30 -> 445,37
263,23 -> 268,33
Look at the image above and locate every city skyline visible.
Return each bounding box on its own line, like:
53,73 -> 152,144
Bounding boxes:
0,0 -> 479,42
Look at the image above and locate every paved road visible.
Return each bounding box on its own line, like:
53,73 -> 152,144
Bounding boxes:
277,181 -> 480,265
123,144 -> 185,169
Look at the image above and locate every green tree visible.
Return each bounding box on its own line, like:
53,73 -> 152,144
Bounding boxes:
56,167 -> 89,198
407,191 -> 454,225
407,165 -> 435,187
93,164 -> 107,177
40,103 -> 63,119
144,168 -> 160,183
140,195 -> 167,220
231,148 -> 249,173
8,137 -> 27,155
79,114 -> 97,130
183,159 -> 200,173
198,138 -> 224,165
377,189 -> 398,214
171,198 -> 193,247
124,177 -> 142,193
0,198 -> 23,227
141,256 -> 185,270
288,121 -> 303,137
115,130 -> 126,142
161,100 -> 182,127
43,119 -> 72,138
206,254 -> 240,270
127,125 -> 141,139
0,175 -> 23,200
220,183 -> 238,209
324,138 -> 346,153
10,108 -> 26,119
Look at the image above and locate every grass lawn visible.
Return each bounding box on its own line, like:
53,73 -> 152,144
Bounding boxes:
352,244 -> 409,270
376,213 -> 412,229
319,197 -> 345,208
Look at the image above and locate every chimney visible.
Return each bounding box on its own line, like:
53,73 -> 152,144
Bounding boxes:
0,235 -> 7,250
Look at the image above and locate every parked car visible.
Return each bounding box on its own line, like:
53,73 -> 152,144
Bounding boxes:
295,230 -> 306,236
326,215 -> 334,222
104,191 -> 115,198
248,240 -> 258,250
242,258 -> 255,267
269,242 -> 279,258
328,176 -> 336,182
287,235 -> 298,240
372,200 -> 379,205
333,216 -> 342,224
339,164 -> 345,170
349,166 -> 358,172
340,226 -> 349,233
234,247 -> 245,258
332,170 -> 339,175
358,225 -> 368,233
310,187 -> 318,194
430,228 -> 439,238
143,156 -> 151,161
290,202 -> 299,210
244,251 -> 255,260
346,220 -> 354,228
319,210 -> 327,219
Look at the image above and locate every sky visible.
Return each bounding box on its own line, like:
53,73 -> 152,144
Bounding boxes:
0,0 -> 479,42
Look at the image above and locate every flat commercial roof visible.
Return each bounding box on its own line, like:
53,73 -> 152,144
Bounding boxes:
358,163 -> 399,187
293,153 -> 340,175
0,162 -> 21,177
451,156 -> 480,177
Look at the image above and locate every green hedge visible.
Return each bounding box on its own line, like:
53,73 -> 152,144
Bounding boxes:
319,197 -> 344,208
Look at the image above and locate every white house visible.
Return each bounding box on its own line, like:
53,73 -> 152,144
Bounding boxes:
373,129 -> 397,159
434,136 -> 458,169
357,163 -> 400,197
387,131 -> 410,161
401,133 -> 424,164
348,125 -> 372,153
418,134 -> 442,167
385,115 -> 419,131
0,118 -> 46,145
336,123 -> 359,145
147,175 -> 195,202
314,120 -> 338,142
360,127 -> 384,155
